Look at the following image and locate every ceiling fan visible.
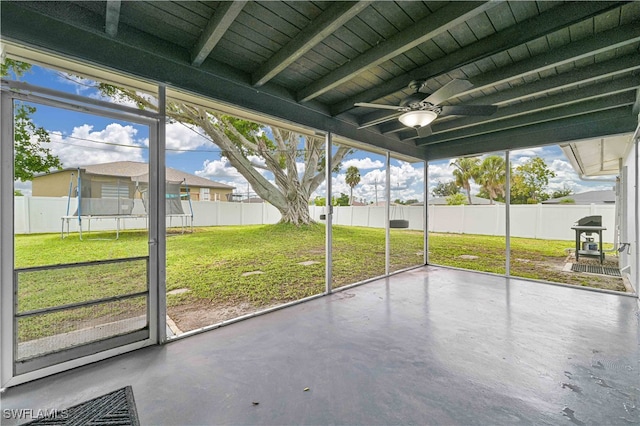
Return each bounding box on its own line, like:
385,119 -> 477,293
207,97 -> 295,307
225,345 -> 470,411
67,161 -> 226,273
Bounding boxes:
355,79 -> 498,138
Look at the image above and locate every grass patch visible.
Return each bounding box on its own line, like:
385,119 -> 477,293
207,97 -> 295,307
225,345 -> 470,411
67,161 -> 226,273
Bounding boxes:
14,226 -> 624,339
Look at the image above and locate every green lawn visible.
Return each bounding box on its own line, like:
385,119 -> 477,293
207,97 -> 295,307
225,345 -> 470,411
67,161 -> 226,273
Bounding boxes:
14,224 -> 624,339
15,224 -> 423,306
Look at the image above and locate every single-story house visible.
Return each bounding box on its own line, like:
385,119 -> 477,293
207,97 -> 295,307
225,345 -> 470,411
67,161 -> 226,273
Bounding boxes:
32,161 -> 234,201
542,189 -> 616,205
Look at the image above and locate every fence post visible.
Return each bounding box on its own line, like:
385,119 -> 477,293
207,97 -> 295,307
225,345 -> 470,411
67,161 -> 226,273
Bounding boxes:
25,196 -> 32,234
535,203 -> 542,239
429,204 -> 434,232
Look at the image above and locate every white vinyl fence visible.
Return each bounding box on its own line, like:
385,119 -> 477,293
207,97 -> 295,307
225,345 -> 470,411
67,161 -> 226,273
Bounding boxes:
311,204 -> 617,243
15,197 -> 616,243
14,197 -> 282,234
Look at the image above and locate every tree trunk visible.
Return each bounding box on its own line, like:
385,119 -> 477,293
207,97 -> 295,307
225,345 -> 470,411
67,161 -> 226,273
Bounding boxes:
278,190 -> 312,225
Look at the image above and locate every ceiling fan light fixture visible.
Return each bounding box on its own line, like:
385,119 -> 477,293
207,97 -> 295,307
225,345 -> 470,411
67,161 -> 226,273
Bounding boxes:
398,110 -> 438,128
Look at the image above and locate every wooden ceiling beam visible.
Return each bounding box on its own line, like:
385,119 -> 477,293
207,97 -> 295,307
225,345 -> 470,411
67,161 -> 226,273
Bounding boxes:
191,1 -> 247,67
252,1 -> 371,87
297,1 -> 497,102
105,0 -> 121,37
332,1 -> 625,115
416,92 -> 636,146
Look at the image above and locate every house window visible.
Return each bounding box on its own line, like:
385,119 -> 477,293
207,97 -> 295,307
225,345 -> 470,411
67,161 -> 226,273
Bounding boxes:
101,182 -> 129,199
200,187 -> 210,201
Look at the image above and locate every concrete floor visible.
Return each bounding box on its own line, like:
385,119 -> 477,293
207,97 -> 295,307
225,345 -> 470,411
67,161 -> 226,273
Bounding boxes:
2,266 -> 639,425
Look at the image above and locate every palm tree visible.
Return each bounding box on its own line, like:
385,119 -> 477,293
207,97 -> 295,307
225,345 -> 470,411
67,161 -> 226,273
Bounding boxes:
345,166 -> 361,205
451,157 -> 480,204
477,155 -> 506,204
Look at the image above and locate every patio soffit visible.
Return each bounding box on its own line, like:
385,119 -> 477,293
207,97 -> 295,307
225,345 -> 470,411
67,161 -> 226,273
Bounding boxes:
560,133 -> 635,177
1,1 -> 639,161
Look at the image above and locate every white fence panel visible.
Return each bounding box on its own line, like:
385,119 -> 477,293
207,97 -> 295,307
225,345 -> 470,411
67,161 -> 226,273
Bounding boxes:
405,206 -> 424,230
462,205 -> 504,236
14,197 -> 616,243
189,200 -> 218,227
14,197 -> 282,234
509,205 -> 540,238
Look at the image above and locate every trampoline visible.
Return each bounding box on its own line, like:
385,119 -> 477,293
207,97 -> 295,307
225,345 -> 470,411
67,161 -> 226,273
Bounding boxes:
61,168 -> 194,240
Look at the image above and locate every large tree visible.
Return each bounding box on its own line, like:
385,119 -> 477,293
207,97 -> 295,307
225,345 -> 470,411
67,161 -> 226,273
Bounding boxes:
451,157 -> 480,205
432,179 -> 459,197
511,156 -> 556,204
476,155 -> 506,204
2,59 -> 62,181
551,184 -> 573,199
99,84 -> 350,225
344,166 -> 361,205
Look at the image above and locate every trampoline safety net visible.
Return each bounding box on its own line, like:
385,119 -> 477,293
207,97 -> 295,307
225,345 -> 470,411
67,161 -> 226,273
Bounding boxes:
62,169 -> 193,239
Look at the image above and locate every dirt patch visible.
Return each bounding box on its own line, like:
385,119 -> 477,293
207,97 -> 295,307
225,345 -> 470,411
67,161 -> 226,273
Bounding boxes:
168,299 -> 281,333
510,253 -> 626,292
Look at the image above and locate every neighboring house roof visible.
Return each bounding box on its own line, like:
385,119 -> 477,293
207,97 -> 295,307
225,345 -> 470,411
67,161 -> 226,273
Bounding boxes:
44,161 -> 234,190
414,195 -> 501,205
542,190 -> 615,205
241,197 -> 264,203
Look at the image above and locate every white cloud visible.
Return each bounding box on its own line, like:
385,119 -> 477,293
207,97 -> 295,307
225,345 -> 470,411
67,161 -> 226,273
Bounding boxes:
56,73 -> 96,96
247,155 -> 266,168
342,157 -> 384,170
196,157 -> 244,180
50,123 -> 146,168
14,180 -> 32,196
166,122 -> 212,151
315,161 -> 425,203
511,146 -> 545,158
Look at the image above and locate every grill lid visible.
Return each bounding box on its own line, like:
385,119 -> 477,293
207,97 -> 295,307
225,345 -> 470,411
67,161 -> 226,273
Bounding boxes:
577,215 -> 602,226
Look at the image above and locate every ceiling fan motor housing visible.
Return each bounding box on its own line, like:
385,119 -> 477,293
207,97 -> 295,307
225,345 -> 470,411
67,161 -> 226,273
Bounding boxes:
399,93 -> 442,113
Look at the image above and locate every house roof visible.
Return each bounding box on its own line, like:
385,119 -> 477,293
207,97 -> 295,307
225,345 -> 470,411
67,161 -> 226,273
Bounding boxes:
2,2 -> 638,162
542,189 -> 616,205
60,161 -> 234,190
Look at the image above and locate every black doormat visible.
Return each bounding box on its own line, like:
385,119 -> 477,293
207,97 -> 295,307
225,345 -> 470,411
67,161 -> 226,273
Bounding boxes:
23,386 -> 139,426
571,263 -> 621,277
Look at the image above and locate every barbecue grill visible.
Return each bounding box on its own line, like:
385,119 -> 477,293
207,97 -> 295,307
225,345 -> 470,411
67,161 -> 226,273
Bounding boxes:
571,215 -> 606,264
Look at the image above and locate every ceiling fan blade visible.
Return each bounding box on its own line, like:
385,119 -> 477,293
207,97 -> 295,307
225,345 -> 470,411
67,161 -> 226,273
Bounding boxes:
440,105 -> 498,116
416,125 -> 432,138
357,112 -> 401,129
354,102 -> 401,111
423,79 -> 474,105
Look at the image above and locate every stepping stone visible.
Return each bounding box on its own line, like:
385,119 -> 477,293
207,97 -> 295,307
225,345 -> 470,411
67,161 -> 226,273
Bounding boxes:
167,288 -> 190,295
458,255 -> 479,260
242,270 -> 264,277
298,261 -> 320,266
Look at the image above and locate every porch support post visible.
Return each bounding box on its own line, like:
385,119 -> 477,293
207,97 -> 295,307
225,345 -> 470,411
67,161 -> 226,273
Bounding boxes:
634,127 -> 639,295
505,151 -> 511,277
424,160 -> 429,265
385,152 -> 391,275
1,92 -> 15,388
149,85 -> 167,343
325,132 -> 333,295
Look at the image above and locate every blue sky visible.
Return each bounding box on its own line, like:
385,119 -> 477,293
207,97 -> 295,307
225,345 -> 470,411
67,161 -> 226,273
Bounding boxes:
12,63 -> 613,201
